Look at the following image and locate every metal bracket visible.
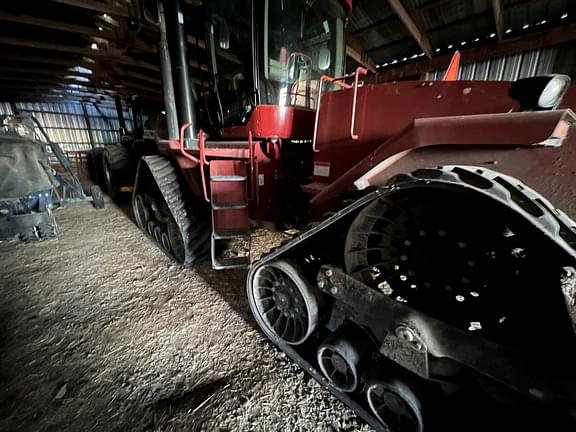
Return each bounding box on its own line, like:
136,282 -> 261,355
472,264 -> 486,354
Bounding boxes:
381,326 -> 429,379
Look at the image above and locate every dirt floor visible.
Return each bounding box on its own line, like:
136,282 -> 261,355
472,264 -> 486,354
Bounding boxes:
0,198 -> 373,432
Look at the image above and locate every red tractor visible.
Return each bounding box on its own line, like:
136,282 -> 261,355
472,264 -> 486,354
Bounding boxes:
107,0 -> 576,430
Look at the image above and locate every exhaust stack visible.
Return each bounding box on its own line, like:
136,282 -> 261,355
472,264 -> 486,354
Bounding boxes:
164,0 -> 198,147
158,2 -> 179,140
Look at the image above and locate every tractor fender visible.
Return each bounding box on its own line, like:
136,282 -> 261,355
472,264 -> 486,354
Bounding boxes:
310,110 -> 576,220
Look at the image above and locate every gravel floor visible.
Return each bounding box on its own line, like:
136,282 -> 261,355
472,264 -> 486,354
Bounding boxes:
0,198 -> 373,432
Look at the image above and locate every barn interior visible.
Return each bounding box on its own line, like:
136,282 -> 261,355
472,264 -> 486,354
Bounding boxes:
1,1 -> 576,431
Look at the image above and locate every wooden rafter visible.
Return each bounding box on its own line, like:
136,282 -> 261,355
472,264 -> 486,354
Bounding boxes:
0,37 -> 159,71
371,23 -> 576,82
387,0 -> 433,58
492,0 -> 504,41
351,15 -> 397,37
0,10 -> 114,39
48,0 -> 131,18
346,35 -> 377,72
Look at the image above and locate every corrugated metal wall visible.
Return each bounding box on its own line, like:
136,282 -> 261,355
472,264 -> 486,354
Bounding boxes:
429,43 -> 576,81
0,101 -> 133,152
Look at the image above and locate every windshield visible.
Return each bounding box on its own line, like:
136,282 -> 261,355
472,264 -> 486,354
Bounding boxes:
264,0 -> 346,109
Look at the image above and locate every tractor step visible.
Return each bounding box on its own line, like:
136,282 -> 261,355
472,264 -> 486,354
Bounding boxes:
210,175 -> 247,182
209,159 -> 251,269
212,203 -> 249,210
211,255 -> 250,270
213,228 -> 251,240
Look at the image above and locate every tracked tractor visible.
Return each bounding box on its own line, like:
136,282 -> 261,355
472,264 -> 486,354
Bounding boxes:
119,0 -> 576,430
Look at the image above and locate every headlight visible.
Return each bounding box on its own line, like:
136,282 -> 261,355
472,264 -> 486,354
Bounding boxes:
509,74 -> 572,111
538,74 -> 571,109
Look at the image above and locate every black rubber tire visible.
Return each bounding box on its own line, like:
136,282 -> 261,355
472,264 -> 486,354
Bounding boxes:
37,222 -> 58,240
90,185 -> 105,209
87,148 -> 105,188
102,145 -> 131,200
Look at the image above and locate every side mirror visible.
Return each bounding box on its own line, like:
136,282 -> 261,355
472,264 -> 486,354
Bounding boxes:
140,0 -> 159,26
318,48 -> 331,71
211,15 -> 230,50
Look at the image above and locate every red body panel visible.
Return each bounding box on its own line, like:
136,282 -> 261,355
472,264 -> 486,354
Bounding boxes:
313,80 -> 521,185
221,105 -> 315,140
310,110 -> 575,216
169,78 -> 576,230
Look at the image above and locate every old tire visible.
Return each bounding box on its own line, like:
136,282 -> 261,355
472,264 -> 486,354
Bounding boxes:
102,145 -> 131,200
91,185 -> 105,209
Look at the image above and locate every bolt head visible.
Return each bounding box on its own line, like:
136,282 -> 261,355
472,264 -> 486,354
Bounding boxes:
325,269 -> 333,277
318,280 -> 325,289
330,286 -> 338,295
396,327 -> 414,342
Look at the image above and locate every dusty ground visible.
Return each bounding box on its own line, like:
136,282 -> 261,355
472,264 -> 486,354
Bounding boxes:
0,198 -> 373,432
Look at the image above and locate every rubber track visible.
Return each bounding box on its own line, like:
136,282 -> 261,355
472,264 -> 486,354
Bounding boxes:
139,156 -> 210,265
247,165 -> 576,432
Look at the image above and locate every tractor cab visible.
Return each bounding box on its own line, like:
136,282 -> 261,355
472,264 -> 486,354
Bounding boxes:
206,0 -> 347,130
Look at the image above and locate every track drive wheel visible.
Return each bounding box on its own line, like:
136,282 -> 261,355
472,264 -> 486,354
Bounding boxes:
249,260 -> 319,345
344,186 -> 557,344
102,144 -> 131,200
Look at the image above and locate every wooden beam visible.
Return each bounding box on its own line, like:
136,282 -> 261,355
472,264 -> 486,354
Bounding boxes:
492,0 -> 504,42
387,0 -> 433,58
367,10 -> 492,56
48,0 -> 131,18
351,15 -> 397,37
417,0 -> 453,12
187,35 -> 207,50
346,36 -> 377,73
0,76 -> 162,100
371,23 -> 576,82
0,37 -> 159,71
0,10 -> 114,38
0,65 -> 92,78
183,0 -> 203,7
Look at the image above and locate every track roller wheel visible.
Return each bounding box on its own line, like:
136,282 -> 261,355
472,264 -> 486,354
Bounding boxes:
146,220 -> 156,236
249,260 -> 318,345
153,224 -> 163,244
133,194 -> 149,230
161,231 -> 171,253
317,326 -> 369,392
367,380 -> 424,432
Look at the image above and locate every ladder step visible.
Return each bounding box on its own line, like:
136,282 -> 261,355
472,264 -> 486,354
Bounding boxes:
212,256 -> 250,270
212,203 -> 248,210
210,175 -> 247,182
213,229 -> 250,240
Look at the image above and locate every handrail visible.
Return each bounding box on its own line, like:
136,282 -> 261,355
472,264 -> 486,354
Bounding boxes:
312,66 -> 367,152
248,130 -> 255,201
198,129 -> 210,202
351,67 -> 368,140
178,123 -> 210,202
179,123 -> 200,164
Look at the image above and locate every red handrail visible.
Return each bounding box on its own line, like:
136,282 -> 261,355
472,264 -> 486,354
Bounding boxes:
178,123 -> 209,202
351,67 -> 368,140
248,130 -> 255,201
312,66 -> 367,151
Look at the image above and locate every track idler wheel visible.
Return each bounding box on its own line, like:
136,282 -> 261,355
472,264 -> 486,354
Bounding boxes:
249,260 -> 319,345
317,326 -> 369,392
366,379 -> 424,432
